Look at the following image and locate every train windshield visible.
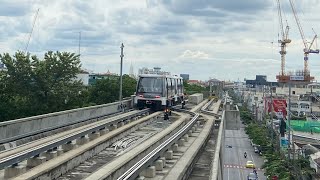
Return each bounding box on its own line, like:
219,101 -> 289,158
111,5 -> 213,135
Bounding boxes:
137,77 -> 163,93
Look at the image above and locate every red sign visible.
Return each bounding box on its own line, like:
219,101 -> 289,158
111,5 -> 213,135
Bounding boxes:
264,98 -> 287,119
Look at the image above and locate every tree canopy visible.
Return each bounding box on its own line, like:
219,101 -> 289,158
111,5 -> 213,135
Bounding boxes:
0,51 -> 139,122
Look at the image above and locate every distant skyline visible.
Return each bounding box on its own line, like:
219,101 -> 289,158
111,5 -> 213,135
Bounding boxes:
1,0 -> 320,81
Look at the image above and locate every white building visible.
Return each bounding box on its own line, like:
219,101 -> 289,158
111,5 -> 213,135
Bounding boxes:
76,70 -> 89,86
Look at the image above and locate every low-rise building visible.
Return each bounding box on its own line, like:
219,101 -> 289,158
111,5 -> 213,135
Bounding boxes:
89,70 -> 118,85
76,70 -> 90,86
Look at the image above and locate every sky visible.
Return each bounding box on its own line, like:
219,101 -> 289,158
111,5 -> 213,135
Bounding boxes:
1,0 -> 320,81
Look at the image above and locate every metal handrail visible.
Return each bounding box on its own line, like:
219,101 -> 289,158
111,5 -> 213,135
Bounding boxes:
0,109 -> 149,169
117,111 -> 200,180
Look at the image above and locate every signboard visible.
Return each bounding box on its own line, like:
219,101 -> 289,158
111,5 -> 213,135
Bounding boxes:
290,75 -> 304,81
265,98 -> 287,119
280,137 -> 288,150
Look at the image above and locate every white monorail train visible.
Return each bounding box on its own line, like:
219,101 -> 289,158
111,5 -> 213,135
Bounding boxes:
134,74 -> 184,110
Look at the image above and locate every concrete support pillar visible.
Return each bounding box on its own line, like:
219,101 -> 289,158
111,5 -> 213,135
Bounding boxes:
196,121 -> 201,127
172,143 -> 179,152
159,157 -> 166,167
76,136 -> 89,145
136,176 -> 144,180
178,139 -> 185,146
100,128 -> 109,135
89,132 -> 100,140
194,125 -> 198,131
144,166 -> 156,178
188,130 -> 193,137
165,150 -> 173,160
62,142 -> 76,152
183,134 -> 189,142
155,160 -> 163,171
110,124 -> 118,131
118,121 -> 125,127
27,156 -> 46,167
4,164 -> 26,179
57,148 -> 64,156
44,150 -> 58,160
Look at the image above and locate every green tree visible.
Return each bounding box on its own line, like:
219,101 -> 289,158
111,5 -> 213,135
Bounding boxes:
88,77 -> 119,105
122,75 -> 137,98
0,51 -> 84,121
183,80 -> 206,94
88,74 -> 137,105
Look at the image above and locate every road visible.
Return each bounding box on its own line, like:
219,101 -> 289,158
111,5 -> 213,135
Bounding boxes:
223,125 -> 266,180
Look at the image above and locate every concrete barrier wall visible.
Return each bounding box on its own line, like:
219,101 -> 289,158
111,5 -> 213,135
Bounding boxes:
210,110 -> 225,180
0,99 -> 132,143
189,93 -> 204,105
225,105 -> 240,130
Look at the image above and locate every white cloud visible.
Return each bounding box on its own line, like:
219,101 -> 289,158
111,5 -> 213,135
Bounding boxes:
179,50 -> 209,59
1,0 -> 320,82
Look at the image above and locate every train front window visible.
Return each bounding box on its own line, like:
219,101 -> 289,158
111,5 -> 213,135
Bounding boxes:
138,77 -> 163,93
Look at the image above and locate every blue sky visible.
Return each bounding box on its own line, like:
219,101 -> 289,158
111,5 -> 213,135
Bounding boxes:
1,0 -> 320,81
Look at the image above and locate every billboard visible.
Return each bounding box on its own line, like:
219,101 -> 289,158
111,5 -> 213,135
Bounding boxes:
265,98 -> 287,119
290,75 -> 304,81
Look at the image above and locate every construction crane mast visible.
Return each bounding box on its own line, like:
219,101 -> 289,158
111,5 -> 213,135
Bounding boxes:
277,0 -> 291,76
25,9 -> 39,53
288,0 -> 319,76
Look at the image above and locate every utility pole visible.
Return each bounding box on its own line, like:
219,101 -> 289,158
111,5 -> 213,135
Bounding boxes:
270,84 -> 274,148
288,83 -> 292,159
119,43 -> 124,104
311,85 -> 313,114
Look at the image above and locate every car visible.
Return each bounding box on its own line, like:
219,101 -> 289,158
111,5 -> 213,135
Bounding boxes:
247,172 -> 258,180
254,147 -> 259,153
246,161 -> 255,168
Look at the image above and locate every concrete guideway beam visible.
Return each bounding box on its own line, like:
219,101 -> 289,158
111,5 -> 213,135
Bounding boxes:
13,112 -> 162,180
83,100 -> 208,180
0,99 -> 132,146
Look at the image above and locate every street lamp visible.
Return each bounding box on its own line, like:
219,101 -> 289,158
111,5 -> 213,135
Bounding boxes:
119,43 -> 124,109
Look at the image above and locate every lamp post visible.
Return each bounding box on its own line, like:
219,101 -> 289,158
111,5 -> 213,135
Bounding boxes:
119,43 -> 124,106
270,83 -> 274,148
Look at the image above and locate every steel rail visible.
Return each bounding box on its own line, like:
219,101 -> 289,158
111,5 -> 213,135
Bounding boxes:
0,109 -> 149,169
117,110 -> 200,180
200,99 -> 221,118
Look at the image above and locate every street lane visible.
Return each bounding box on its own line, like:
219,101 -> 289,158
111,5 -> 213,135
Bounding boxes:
223,125 -> 266,180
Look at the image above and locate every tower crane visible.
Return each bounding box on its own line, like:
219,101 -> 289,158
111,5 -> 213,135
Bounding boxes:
288,0 -> 319,76
276,0 -> 291,76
